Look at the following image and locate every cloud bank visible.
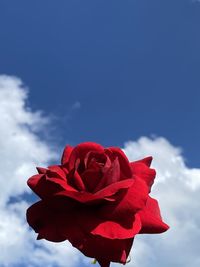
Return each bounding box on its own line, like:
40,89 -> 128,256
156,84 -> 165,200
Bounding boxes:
0,74 -> 200,267
0,75 -> 83,267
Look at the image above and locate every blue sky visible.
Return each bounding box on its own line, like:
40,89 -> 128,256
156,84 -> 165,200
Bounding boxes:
0,0 -> 200,166
0,1 -> 200,267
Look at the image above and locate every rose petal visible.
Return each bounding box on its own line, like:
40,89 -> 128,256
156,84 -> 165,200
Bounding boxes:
55,178 -> 134,204
73,234 -> 134,266
81,168 -> 102,192
61,145 -> 74,165
91,214 -> 141,239
95,178 -> 134,198
97,259 -> 110,267
26,198 -> 83,242
67,170 -> 86,191
27,200 -> 66,242
94,157 -> 120,192
139,196 -> 169,234
27,174 -> 58,199
47,165 -> 67,179
27,171 -> 77,199
98,177 -> 148,222
105,147 -> 132,178
36,167 -> 47,174
84,151 -> 107,169
135,156 -> 153,167
68,142 -> 104,170
130,159 -> 156,191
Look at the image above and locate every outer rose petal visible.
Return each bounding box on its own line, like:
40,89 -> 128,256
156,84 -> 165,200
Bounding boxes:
139,196 -> 169,234
91,214 -> 141,239
98,177 -> 148,223
69,205 -> 141,240
130,158 -> 156,191
36,167 -> 47,174
68,142 -> 104,170
27,167 -> 77,199
26,198 -> 83,243
27,200 -> 66,242
27,174 -> 60,199
61,145 -> 74,165
72,234 -> 134,267
135,156 -> 153,167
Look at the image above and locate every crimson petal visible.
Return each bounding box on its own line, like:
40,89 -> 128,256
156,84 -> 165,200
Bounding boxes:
54,178 -> 134,204
135,156 -> 153,167
27,171 -> 76,199
68,142 -> 104,170
91,214 -> 141,239
74,234 -> 134,266
139,196 -> 169,234
98,177 -> 148,223
27,198 -> 84,243
106,147 -> 132,178
61,145 -> 74,165
94,157 -> 121,192
130,159 -> 156,191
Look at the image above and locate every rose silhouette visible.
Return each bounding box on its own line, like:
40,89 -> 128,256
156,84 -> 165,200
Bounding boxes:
27,142 -> 169,267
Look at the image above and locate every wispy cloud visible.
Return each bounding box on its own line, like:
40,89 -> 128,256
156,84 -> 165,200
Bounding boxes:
71,101 -> 81,110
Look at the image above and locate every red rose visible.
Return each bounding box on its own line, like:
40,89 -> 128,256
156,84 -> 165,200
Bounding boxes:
27,142 -> 169,267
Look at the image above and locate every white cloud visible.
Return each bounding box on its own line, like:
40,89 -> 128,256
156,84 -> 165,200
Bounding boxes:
0,75 -> 55,206
0,75 -> 83,267
1,74 -> 200,267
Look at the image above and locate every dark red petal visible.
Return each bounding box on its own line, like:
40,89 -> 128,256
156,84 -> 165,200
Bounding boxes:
36,167 -> 47,174
94,157 -> 120,192
65,204 -> 141,241
139,196 -> 169,234
134,156 -> 153,167
130,160 -> 156,191
97,259 -> 110,267
98,176 -> 148,222
68,142 -> 104,170
95,178 -> 134,199
27,200 -> 66,242
47,165 -> 67,179
27,171 -> 76,199
84,151 -> 108,169
55,178 -> 134,204
27,197 -> 84,242
74,234 -> 134,266
91,214 -> 141,239
67,170 -> 86,191
106,147 -> 132,178
81,168 -> 101,192
61,145 -> 74,165
27,174 -> 56,199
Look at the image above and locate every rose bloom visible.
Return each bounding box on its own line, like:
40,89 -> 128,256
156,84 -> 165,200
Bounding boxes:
27,142 -> 169,267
